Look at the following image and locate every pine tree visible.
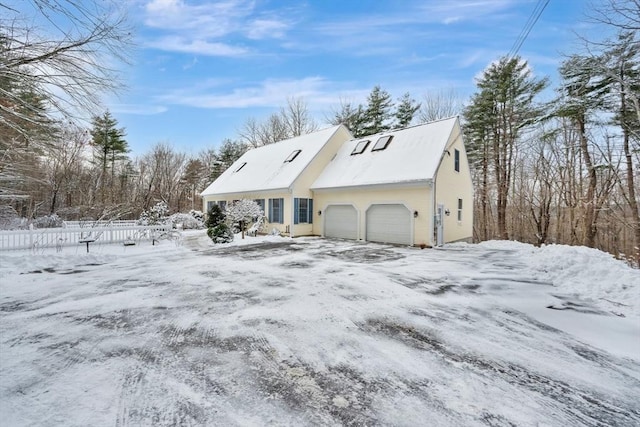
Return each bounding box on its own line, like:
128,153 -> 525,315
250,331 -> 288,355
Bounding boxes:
363,85 -> 394,135
328,101 -> 367,137
90,111 -> 128,205
394,92 -> 420,129
464,56 -> 548,240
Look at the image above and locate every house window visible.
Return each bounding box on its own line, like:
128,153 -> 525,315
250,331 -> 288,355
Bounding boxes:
268,198 -> 284,224
207,201 -> 215,213
294,198 -> 313,224
284,150 -> 301,163
351,140 -> 370,155
235,162 -> 247,172
457,198 -> 463,222
372,135 -> 393,151
219,200 -> 227,211
454,149 -> 460,172
254,199 -> 265,213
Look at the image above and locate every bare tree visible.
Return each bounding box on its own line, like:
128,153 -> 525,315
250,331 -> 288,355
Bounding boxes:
237,97 -> 317,147
419,88 -> 463,123
281,97 -> 318,137
42,124 -> 87,214
1,0 -> 131,209
1,0 -> 132,130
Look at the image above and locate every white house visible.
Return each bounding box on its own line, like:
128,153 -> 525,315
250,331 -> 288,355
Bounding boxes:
310,116 -> 473,246
202,116 -> 473,246
200,124 -> 353,237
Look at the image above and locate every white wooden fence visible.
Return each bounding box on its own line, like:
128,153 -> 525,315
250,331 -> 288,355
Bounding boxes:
0,224 -> 173,251
62,220 -> 139,228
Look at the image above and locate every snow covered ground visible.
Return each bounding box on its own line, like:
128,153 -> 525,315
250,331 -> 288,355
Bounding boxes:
1,232 -> 639,426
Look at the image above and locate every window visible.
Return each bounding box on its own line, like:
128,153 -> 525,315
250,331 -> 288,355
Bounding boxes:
457,198 -> 463,222
268,198 -> 284,224
454,149 -> 460,172
219,200 -> 227,211
284,150 -> 301,163
351,140 -> 370,155
294,198 -> 314,224
207,201 -> 215,213
234,162 -> 247,172
372,135 -> 393,151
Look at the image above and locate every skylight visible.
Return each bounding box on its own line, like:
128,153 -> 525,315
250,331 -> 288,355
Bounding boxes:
351,140 -> 370,155
284,150 -> 301,163
372,135 -> 393,151
234,162 -> 247,172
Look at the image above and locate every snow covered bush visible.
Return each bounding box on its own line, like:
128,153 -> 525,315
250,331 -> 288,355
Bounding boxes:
225,199 -> 265,239
32,214 -> 63,229
0,205 -> 28,230
169,212 -> 204,229
189,209 -> 204,223
138,201 -> 169,225
207,223 -> 234,243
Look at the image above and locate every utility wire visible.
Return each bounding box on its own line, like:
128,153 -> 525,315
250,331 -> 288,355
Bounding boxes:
507,0 -> 550,60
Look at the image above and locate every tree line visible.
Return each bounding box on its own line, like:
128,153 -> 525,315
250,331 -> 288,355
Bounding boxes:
1,0 -> 638,266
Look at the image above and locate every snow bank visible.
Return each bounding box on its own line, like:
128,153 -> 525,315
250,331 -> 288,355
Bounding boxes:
477,240 -> 640,318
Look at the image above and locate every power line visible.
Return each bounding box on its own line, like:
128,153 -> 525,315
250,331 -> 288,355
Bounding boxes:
507,0 -> 550,60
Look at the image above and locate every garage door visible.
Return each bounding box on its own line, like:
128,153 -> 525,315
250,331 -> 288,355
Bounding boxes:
366,204 -> 412,245
324,205 -> 358,240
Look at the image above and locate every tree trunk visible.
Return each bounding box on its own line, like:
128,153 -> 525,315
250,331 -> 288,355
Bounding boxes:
578,116 -> 597,247
620,74 -> 640,266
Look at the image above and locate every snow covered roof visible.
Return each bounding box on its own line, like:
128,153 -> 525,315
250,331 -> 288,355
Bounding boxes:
201,125 -> 349,196
311,116 -> 460,190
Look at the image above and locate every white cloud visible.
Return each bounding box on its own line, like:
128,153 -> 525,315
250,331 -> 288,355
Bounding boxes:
141,0 -> 291,56
146,36 -> 248,56
110,103 -> 168,115
157,77 -> 332,109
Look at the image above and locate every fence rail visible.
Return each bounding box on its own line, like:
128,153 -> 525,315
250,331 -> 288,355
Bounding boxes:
62,220 -> 139,228
0,225 -> 173,251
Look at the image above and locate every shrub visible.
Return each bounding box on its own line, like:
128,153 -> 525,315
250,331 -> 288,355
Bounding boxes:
208,223 -> 234,244
169,212 -> 204,229
138,201 -> 170,225
32,214 -> 63,229
205,204 -> 225,228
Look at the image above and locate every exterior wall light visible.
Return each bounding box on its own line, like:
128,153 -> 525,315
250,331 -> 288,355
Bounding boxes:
318,210 -> 322,216
413,211 -> 419,218
445,209 -> 451,216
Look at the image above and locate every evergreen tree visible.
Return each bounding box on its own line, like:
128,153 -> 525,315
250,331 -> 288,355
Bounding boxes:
328,100 -> 367,137
210,139 -> 247,181
464,56 -> 548,240
556,55 -> 610,248
363,85 -> 394,135
605,31 -> 640,265
90,111 -> 128,204
394,92 -> 420,129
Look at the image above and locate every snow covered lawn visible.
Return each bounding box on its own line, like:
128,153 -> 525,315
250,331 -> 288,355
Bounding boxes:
1,232 -> 639,426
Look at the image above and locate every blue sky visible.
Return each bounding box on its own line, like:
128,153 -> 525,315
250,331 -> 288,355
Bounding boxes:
104,0 -> 591,155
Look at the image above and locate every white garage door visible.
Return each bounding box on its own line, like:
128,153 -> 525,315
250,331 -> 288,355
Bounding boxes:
324,205 -> 358,240
366,204 -> 412,245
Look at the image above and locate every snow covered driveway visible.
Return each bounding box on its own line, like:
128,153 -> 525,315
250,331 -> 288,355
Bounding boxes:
1,233 -> 639,426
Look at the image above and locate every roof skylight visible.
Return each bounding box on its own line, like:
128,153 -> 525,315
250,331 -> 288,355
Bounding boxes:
372,135 -> 393,151
234,162 -> 247,172
284,150 -> 301,163
351,140 -> 370,155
